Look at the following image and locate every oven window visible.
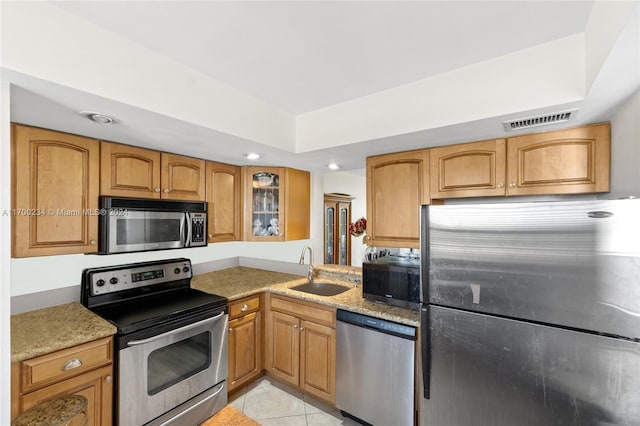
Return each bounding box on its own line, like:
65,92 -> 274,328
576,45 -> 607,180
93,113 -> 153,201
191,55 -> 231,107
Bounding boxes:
116,219 -> 181,245
147,331 -> 212,395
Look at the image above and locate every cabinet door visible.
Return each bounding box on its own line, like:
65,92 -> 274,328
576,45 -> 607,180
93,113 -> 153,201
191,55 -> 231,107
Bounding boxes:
283,167 -> 310,241
324,194 -> 352,265
12,125 -> 100,257
20,365 -> 113,426
366,149 -> 430,249
430,139 -> 506,199
506,123 -> 610,196
228,312 -> 261,392
100,142 -> 161,198
245,167 -> 284,241
324,201 -> 336,264
268,311 -> 299,387
206,161 -> 242,242
300,320 -> 336,403
161,153 -> 206,201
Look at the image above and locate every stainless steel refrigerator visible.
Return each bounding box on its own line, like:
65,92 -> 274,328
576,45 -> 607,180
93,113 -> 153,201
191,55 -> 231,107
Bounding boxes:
419,199 -> 640,426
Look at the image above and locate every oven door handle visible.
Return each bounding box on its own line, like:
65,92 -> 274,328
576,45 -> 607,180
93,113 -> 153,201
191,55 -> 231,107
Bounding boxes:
127,311 -> 226,346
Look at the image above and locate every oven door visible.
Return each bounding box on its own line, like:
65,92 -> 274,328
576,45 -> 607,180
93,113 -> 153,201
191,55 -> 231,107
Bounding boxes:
106,210 -> 187,253
118,312 -> 228,426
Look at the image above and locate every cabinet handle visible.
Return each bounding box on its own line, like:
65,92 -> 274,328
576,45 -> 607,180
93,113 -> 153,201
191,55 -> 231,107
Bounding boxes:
229,328 -> 233,332
89,240 -> 97,246
299,327 -> 305,331
208,234 -> 213,238
62,358 -> 83,371
154,188 -> 161,193
163,188 -> 170,193
293,324 -> 299,329
241,304 -> 249,312
497,182 -> 504,188
105,375 -> 112,383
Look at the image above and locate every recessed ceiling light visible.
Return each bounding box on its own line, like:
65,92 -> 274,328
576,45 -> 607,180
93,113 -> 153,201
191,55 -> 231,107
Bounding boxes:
245,153 -> 261,160
80,111 -> 117,125
328,163 -> 340,170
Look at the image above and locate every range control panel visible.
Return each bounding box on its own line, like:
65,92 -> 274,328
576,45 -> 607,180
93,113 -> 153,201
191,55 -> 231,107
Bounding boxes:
89,259 -> 192,296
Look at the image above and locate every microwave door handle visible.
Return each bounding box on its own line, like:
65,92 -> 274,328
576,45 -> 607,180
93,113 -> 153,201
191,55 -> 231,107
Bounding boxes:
183,212 -> 192,247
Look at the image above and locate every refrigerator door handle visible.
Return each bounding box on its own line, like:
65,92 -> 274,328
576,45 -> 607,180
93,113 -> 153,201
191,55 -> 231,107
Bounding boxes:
421,304 -> 431,399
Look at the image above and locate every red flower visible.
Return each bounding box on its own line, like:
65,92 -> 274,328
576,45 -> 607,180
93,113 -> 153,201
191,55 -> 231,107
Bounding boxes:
349,217 -> 367,237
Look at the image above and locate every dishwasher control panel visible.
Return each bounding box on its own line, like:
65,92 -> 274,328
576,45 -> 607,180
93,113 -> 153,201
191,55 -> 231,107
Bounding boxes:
337,309 -> 416,339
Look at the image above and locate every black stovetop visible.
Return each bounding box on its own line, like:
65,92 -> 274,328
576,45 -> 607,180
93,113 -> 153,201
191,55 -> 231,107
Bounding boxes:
92,287 -> 227,335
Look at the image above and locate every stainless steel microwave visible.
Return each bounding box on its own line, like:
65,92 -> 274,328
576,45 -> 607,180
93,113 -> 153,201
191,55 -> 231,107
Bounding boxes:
98,196 -> 207,254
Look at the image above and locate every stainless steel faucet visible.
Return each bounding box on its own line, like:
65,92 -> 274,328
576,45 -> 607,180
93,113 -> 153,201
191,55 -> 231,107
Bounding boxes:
347,268 -> 359,287
299,246 -> 314,282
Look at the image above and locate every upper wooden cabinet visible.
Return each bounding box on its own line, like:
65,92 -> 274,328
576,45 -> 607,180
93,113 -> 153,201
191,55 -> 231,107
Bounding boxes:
100,142 -> 206,201
206,161 -> 242,242
430,139 -> 507,198
244,167 -> 310,241
430,123 -> 611,199
366,149 -> 430,249
100,142 -> 160,198
12,124 -> 100,258
505,123 -> 610,196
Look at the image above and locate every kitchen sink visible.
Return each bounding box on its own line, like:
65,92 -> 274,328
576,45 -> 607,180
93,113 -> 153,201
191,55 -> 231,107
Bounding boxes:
289,281 -> 351,296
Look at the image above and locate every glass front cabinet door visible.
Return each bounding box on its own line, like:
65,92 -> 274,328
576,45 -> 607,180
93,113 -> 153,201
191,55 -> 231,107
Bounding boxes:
247,167 -> 283,241
324,193 -> 353,265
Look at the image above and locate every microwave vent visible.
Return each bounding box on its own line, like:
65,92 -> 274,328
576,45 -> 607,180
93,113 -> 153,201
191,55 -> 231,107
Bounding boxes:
503,108 -> 579,131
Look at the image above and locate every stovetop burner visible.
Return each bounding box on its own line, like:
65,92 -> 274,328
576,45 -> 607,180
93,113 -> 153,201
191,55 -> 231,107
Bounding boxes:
81,258 -> 227,335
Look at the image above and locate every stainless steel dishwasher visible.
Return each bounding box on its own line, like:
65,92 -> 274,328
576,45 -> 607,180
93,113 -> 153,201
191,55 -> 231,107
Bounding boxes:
336,309 -> 416,426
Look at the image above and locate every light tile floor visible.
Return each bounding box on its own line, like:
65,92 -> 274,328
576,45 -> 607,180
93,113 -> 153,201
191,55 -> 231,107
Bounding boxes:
229,377 -> 362,425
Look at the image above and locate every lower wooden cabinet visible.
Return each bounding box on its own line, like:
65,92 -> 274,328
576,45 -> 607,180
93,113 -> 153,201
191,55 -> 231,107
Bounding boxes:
12,337 -> 114,425
266,294 -> 336,403
228,295 -> 263,392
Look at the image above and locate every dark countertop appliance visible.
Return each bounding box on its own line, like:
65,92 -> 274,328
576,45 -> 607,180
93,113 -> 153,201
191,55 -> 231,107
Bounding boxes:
420,199 -> 640,426
81,258 -> 228,426
362,249 -> 420,310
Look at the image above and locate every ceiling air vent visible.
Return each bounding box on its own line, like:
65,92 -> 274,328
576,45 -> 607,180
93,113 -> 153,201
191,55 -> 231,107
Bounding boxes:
503,108 -> 579,131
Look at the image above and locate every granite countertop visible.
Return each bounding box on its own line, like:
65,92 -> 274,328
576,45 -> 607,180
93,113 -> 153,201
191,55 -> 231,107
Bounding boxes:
11,302 -> 117,363
191,265 -> 420,327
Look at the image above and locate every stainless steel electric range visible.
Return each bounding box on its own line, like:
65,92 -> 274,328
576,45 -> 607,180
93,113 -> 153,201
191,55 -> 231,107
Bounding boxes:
81,258 -> 228,426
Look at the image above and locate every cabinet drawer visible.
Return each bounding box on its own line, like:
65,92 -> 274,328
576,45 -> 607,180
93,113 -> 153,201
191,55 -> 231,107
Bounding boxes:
270,295 -> 335,328
21,337 -> 113,392
229,295 -> 261,319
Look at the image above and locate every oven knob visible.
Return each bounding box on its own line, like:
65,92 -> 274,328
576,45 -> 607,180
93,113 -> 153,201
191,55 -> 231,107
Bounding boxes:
174,268 -> 181,274
109,277 -> 119,285
183,266 -> 190,273
96,279 -> 105,287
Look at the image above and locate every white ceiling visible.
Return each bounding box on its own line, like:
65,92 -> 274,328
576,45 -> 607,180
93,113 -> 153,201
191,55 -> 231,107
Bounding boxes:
6,1 -> 639,173
52,1 -> 593,114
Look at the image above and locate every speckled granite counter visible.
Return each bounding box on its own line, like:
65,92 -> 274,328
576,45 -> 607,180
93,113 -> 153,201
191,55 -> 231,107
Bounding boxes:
11,302 -> 117,362
191,266 -> 420,327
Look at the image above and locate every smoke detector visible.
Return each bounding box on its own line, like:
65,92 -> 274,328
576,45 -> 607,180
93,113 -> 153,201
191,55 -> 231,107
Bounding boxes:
80,111 -> 117,125
503,108 -> 579,131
